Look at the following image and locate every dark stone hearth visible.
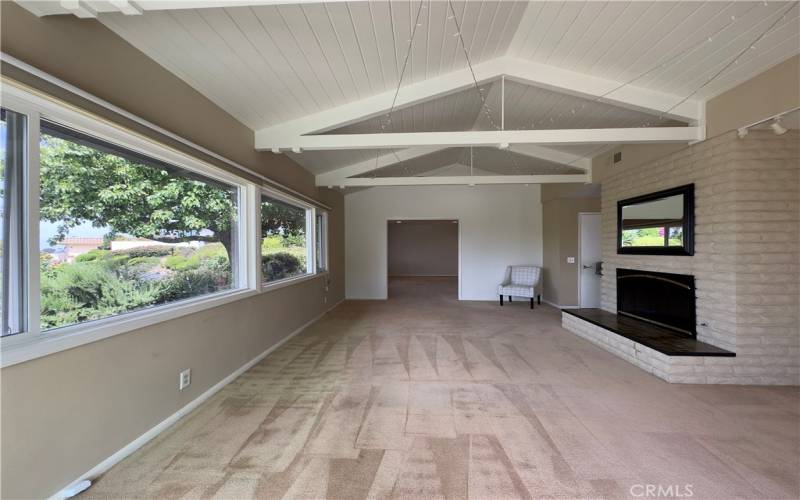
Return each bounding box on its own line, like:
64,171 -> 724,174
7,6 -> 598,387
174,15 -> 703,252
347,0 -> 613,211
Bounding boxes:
563,309 -> 735,357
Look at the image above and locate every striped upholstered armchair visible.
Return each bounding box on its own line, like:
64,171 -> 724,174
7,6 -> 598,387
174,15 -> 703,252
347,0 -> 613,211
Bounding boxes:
498,265 -> 542,309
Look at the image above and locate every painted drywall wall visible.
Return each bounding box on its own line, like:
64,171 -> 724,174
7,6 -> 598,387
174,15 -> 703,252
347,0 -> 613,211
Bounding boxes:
542,195 -> 601,307
706,55 -> 799,138
346,185 -> 543,300
388,220 -> 459,277
0,5 -> 345,499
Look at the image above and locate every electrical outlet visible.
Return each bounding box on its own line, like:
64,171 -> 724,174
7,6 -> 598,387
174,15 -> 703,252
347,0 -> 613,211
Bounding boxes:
179,369 -> 191,391
567,257 -> 576,264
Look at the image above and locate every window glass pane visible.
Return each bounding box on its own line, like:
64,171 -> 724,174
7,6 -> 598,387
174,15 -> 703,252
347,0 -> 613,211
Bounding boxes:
39,121 -> 239,331
1,108 -> 27,337
261,195 -> 308,282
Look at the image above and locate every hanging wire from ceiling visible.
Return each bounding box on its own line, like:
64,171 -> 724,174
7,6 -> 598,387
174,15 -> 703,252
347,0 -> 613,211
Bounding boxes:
370,0 -> 426,179
550,0 -> 798,174
368,0 -> 794,182
658,1 -> 797,120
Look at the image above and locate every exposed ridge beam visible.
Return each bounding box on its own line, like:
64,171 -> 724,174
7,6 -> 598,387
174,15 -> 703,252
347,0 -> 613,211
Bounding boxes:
257,58 -> 505,147
335,174 -> 589,187
502,57 -> 700,123
315,147 -> 443,186
281,127 -> 703,152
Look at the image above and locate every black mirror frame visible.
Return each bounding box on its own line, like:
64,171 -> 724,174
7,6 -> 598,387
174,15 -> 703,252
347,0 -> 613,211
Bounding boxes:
617,183 -> 694,256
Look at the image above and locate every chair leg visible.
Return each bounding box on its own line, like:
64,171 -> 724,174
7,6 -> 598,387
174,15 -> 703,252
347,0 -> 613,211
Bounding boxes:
500,295 -> 503,306
530,297 -> 534,309
538,294 -> 541,305
508,296 -> 512,303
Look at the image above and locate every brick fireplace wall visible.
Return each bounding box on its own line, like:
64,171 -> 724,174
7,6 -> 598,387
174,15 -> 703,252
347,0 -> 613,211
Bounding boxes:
599,129 -> 799,385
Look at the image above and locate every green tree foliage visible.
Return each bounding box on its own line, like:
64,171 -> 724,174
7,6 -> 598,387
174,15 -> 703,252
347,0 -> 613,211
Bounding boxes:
39,135 -> 308,258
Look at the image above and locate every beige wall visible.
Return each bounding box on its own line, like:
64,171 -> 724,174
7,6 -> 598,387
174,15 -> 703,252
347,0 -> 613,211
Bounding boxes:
0,5 -> 345,499
706,55 -> 799,138
388,220 -> 459,277
542,191 -> 600,306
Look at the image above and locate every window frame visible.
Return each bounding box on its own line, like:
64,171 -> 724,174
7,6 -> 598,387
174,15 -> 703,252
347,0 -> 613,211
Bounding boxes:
258,185 -> 321,292
0,84 -> 263,367
315,211 -> 329,273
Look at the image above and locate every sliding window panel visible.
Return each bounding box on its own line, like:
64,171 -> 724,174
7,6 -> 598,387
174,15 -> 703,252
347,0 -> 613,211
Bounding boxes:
38,121 -> 241,332
1,108 -> 28,337
260,194 -> 311,284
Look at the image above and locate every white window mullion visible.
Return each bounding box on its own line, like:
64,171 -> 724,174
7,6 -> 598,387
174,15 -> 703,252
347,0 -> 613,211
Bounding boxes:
308,208 -> 316,274
246,184 -> 262,292
26,109 -> 41,337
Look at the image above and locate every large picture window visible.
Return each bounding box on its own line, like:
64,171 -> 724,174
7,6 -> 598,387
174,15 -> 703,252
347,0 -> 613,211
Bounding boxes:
1,85 -> 332,366
1,108 -> 27,337
260,194 -> 311,283
38,121 -> 240,331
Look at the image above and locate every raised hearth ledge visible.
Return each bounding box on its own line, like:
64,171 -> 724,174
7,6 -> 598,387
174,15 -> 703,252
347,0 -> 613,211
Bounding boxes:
562,312 -> 739,384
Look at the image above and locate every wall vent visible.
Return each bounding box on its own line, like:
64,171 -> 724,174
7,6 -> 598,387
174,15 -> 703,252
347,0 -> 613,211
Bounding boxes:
613,151 -> 622,164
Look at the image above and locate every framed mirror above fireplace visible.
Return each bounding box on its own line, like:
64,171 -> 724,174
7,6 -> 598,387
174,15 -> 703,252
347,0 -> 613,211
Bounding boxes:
617,184 -> 694,256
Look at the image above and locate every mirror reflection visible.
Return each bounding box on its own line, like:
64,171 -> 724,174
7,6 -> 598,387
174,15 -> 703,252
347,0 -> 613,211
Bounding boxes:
621,193 -> 685,248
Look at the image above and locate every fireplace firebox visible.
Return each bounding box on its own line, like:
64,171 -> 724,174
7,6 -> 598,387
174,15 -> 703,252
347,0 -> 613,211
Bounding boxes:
617,268 -> 696,337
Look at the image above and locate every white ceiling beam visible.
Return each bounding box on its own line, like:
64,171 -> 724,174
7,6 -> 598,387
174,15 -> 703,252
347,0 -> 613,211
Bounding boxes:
314,143 -> 591,186
278,127 -> 703,151
109,0 -> 143,15
508,144 -> 591,172
256,58 -> 505,147
15,1 -> 355,17
315,146 -> 444,186
502,57 -> 700,123
256,56 -> 701,151
335,174 -> 589,188
60,0 -> 97,18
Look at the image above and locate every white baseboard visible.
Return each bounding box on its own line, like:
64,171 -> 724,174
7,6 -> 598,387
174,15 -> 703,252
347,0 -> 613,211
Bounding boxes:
50,303 -> 339,500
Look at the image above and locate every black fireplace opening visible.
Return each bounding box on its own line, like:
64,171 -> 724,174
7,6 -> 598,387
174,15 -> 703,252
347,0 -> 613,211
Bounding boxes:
617,268 -> 696,337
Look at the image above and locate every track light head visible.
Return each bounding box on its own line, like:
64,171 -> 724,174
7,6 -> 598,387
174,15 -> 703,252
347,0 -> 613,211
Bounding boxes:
737,127 -> 749,138
770,118 -> 788,135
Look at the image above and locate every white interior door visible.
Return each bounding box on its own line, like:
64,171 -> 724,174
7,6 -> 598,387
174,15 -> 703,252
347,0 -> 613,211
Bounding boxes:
579,213 -> 602,308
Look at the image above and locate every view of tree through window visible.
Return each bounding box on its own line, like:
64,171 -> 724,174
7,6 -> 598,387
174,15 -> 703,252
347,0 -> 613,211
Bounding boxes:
621,226 -> 684,247
261,195 -> 308,283
38,121 -> 240,330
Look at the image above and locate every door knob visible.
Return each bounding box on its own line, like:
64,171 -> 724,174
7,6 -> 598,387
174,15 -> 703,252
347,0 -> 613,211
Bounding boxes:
582,265 -> 593,269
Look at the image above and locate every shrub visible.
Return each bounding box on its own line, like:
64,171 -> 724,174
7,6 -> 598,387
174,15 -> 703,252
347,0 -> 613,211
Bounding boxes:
126,256 -> 159,267
154,267 -> 230,303
164,254 -> 200,271
261,252 -> 303,281
76,249 -> 110,262
40,261 -> 157,329
112,245 -> 173,258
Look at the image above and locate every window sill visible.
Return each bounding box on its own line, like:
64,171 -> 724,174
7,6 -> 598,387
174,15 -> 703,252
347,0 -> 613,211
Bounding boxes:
260,272 -> 327,294
1,287 -> 259,369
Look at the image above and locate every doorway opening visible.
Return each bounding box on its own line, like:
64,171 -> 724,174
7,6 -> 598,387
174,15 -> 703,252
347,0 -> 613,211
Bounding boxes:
387,219 -> 459,300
